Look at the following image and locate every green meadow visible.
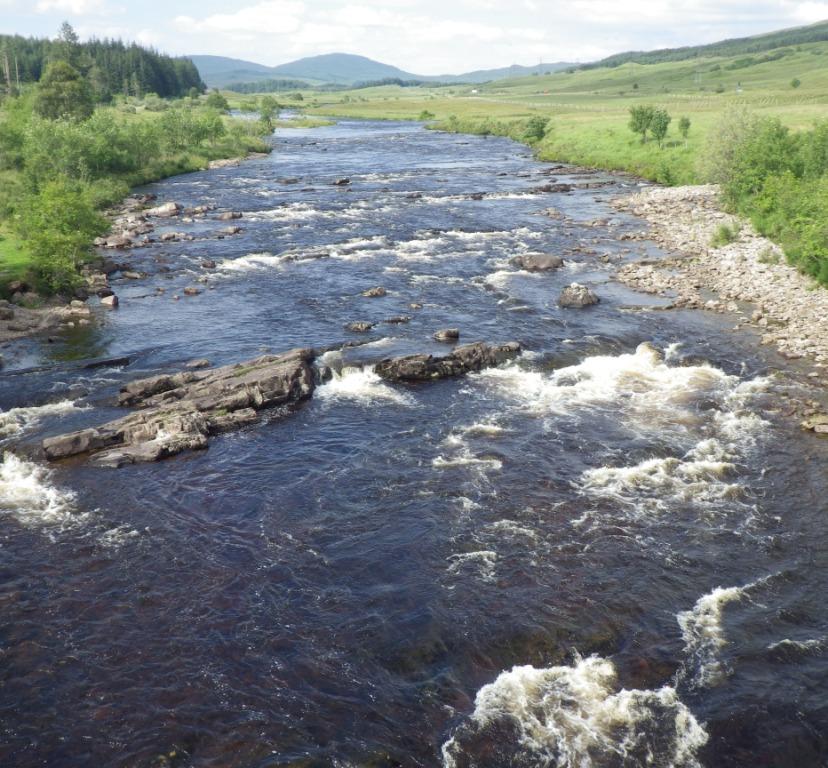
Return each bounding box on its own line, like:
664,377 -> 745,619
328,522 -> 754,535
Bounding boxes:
301,41 -> 828,184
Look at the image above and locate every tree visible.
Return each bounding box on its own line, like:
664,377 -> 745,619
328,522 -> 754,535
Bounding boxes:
791,78 -> 801,89
33,60 -> 94,121
628,105 -> 655,143
18,175 -> 107,292
205,90 -> 229,111
523,114 -> 549,143
678,116 -> 691,143
650,108 -> 671,147
257,94 -> 278,132
55,22 -> 80,69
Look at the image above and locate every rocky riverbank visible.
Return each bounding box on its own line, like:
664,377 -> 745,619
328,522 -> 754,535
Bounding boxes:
613,185 -> 828,371
0,153 -> 269,348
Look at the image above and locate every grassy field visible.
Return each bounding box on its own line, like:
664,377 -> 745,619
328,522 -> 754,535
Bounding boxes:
0,226 -> 29,284
298,41 -> 828,183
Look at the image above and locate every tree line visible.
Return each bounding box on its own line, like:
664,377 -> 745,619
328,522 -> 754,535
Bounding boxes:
0,23 -> 204,101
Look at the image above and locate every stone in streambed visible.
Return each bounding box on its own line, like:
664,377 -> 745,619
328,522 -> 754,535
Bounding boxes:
434,328 -> 460,342
101,295 -> 119,308
345,321 -> 375,333
511,253 -> 564,272
558,283 -> 600,308
375,341 -> 521,382
43,348 -> 316,465
361,286 -> 387,298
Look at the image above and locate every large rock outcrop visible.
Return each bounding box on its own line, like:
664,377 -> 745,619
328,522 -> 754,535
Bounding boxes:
43,349 -> 316,467
374,341 -> 521,382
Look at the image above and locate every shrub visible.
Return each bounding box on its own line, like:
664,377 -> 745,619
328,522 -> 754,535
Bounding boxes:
628,105 -> 656,143
710,221 -> 742,248
18,176 -> 108,292
523,115 -> 549,143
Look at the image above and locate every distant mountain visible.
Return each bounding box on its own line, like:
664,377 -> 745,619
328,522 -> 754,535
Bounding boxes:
443,62 -> 573,83
191,52 -> 577,88
584,19 -> 828,69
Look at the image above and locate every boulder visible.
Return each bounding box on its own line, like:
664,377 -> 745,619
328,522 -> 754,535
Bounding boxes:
0,307 -> 15,321
145,202 -> 182,218
558,283 -> 600,308
201,260 -> 217,269
219,211 -> 243,220
43,348 -> 316,465
384,315 -> 411,324
219,226 -> 242,236
512,253 -> 564,272
182,286 -> 201,296
375,341 -> 521,382
185,358 -> 211,369
333,178 -> 351,186
434,328 -> 460,342
362,286 -> 387,298
802,414 -> 828,435
345,321 -> 375,333
101,295 -> 119,308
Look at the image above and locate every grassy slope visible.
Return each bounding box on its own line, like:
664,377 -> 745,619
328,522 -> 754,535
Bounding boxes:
301,41 -> 828,184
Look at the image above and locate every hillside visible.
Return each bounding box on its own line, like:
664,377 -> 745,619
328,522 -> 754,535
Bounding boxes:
586,18 -> 828,68
192,52 -> 577,88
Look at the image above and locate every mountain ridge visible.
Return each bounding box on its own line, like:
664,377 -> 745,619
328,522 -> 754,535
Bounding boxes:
190,52 -> 574,88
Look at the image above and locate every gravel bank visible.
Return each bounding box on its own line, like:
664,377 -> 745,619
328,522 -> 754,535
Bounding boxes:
613,184 -> 828,371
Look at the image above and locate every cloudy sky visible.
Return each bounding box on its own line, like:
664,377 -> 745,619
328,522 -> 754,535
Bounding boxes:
1,0 -> 827,73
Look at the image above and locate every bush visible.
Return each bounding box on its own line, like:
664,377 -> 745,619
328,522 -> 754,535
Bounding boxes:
523,115 -> 550,143
710,221 -> 741,247
18,176 -> 108,292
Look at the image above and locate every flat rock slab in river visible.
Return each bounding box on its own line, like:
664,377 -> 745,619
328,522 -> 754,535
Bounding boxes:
42,348 -> 316,467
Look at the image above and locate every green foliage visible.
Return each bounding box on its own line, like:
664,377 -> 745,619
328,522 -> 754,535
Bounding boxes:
678,116 -> 691,140
418,109 -> 436,121
628,105 -> 656,143
0,29 -> 203,99
791,77 -> 802,88
650,109 -> 671,147
33,60 -> 94,121
205,90 -> 230,111
522,114 -> 549,142
18,176 -> 107,292
0,90 -> 271,293
710,221 -> 741,247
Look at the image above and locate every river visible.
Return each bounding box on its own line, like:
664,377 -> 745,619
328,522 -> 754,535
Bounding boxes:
1,119 -> 827,767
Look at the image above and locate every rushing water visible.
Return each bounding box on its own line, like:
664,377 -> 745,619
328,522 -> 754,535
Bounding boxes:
2,120 -> 828,768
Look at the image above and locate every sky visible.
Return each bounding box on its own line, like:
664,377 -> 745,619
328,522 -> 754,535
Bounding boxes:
1,0 -> 827,74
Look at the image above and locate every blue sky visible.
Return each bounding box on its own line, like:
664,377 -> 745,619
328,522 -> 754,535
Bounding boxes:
1,0 -> 827,73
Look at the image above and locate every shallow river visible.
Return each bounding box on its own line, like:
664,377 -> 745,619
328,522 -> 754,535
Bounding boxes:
2,120 -> 828,768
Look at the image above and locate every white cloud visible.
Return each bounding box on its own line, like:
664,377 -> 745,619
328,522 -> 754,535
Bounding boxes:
36,0 -> 105,13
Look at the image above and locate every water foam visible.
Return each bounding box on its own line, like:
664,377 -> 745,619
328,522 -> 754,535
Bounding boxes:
317,367 -> 414,406
0,400 -> 86,440
0,452 -> 86,530
442,655 -> 707,768
676,581 -> 762,688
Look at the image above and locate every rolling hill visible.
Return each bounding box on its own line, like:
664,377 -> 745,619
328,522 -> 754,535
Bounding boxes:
191,52 -> 575,88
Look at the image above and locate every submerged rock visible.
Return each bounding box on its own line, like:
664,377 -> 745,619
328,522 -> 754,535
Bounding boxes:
43,348 -> 316,465
362,286 -> 387,298
559,283 -> 600,308
375,341 -> 520,382
434,328 -> 460,342
345,321 -> 375,333
512,253 -> 564,272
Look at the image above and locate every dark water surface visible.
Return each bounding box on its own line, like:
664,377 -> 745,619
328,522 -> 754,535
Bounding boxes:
2,120 -> 828,767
